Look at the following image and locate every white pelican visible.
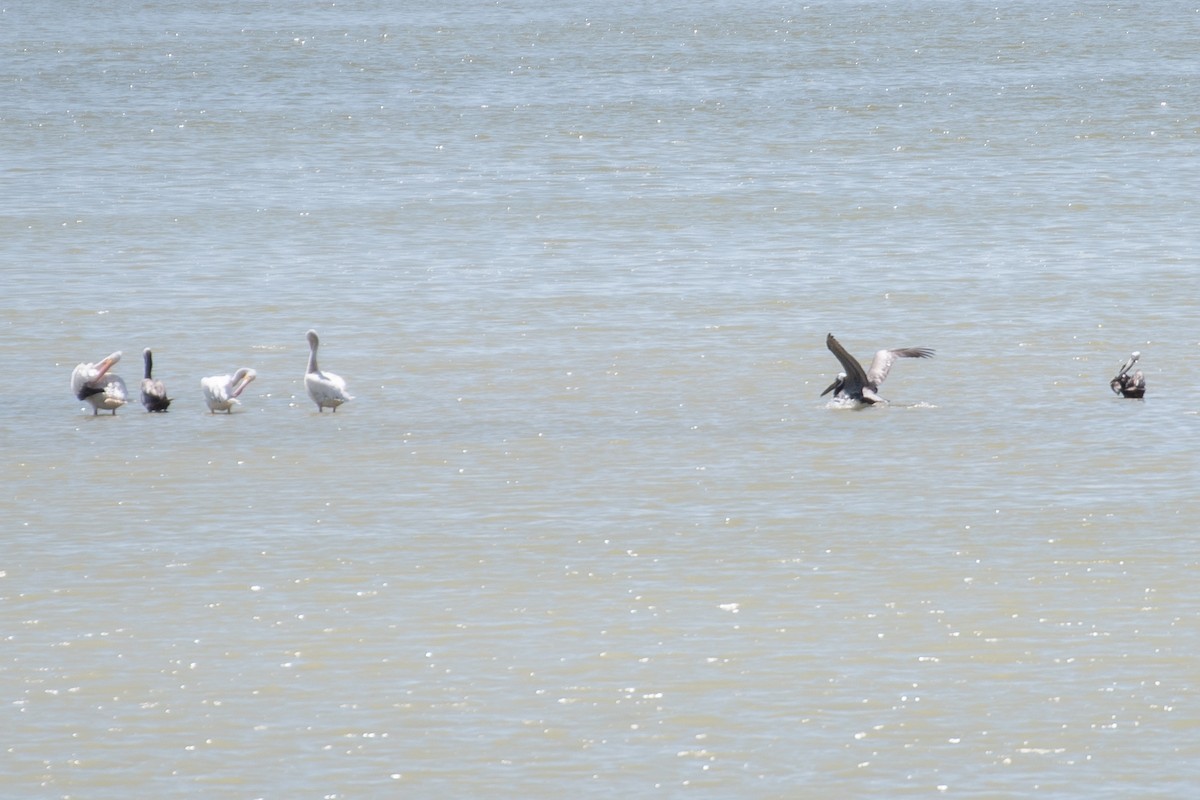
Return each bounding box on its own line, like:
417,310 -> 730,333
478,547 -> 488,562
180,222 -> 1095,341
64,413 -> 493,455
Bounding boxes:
821,332 -> 934,405
304,329 -> 353,412
201,368 -> 256,414
140,348 -> 172,412
1110,351 -> 1146,398
71,351 -> 128,415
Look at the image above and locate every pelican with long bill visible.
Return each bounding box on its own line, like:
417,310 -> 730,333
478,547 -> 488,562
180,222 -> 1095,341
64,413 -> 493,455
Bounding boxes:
821,333 -> 934,405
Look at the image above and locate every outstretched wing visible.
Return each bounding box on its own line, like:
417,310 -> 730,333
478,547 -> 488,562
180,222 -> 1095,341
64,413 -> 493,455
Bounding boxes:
866,346 -> 934,388
825,334 -> 869,397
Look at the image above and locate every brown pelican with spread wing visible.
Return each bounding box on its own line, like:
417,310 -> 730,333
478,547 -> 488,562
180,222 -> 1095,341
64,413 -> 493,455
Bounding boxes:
821,333 -> 934,405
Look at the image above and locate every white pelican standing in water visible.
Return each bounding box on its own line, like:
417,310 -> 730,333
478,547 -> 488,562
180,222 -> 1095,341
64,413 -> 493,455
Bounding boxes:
304,329 -> 353,412
821,332 -> 934,405
201,368 -> 256,414
1110,351 -> 1146,399
71,351 -> 127,415
140,348 -> 172,412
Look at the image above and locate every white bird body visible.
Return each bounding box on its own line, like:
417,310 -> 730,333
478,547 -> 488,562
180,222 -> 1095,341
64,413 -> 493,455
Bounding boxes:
821,333 -> 934,405
140,348 -> 172,412
71,351 -> 127,415
201,368 -> 256,414
304,329 -> 353,412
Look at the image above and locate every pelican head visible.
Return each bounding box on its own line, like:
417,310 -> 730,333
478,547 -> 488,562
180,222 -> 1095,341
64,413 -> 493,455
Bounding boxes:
96,351 -> 121,375
821,372 -> 847,397
230,368 -> 257,398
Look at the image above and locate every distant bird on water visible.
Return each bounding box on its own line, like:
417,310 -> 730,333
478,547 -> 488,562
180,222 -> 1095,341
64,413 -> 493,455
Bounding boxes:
140,348 -> 172,412
1110,351 -> 1146,398
201,367 -> 257,414
304,329 -> 353,413
821,333 -> 934,405
71,351 -> 127,415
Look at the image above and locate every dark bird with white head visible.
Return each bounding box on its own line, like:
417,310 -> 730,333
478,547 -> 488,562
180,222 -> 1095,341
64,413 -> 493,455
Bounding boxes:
140,348 -> 172,412
1110,351 -> 1145,398
821,333 -> 934,405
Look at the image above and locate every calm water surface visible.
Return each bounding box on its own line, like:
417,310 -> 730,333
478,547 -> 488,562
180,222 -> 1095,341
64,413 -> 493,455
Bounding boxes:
3,1 -> 1200,797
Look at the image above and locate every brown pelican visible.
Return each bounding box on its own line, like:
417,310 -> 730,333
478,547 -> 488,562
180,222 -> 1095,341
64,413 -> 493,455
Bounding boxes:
140,348 -> 172,412
304,329 -> 353,412
1110,351 -> 1146,398
71,351 -> 127,415
201,368 -> 256,414
821,333 -> 934,405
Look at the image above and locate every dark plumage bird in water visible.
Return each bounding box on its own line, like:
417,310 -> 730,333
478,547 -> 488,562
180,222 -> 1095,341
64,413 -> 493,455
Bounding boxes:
140,348 -> 172,412
821,333 -> 934,405
1110,351 -> 1146,399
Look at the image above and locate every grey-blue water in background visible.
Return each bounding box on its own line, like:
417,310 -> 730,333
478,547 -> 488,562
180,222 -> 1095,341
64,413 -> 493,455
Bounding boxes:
3,1 -> 1199,796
